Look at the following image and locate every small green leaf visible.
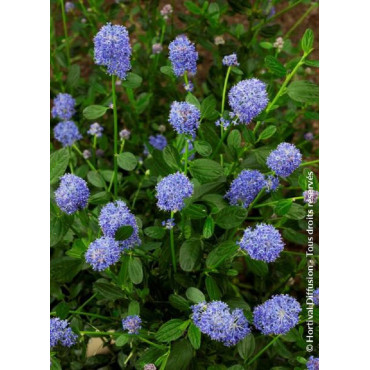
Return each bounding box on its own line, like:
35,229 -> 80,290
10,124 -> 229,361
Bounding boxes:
128,258 -> 143,284
237,334 -> 255,360
155,319 -> 190,342
180,239 -> 202,272
287,80 -> 319,103
50,257 -> 82,283
87,171 -> 106,188
286,203 -> 306,220
205,276 -> 221,300
259,41 -> 273,49
186,287 -> 205,303
183,204 -> 207,219
275,199 -> 293,216
227,130 -> 241,149
184,1 -> 202,14
185,93 -> 201,110
301,28 -> 314,53
89,191 -> 110,205
160,65 -> 174,77
93,280 -> 126,300
200,95 -> 217,120
245,255 -> 268,276
214,206 -> 247,229
202,216 -> 215,239
55,302 -> 70,319
265,56 -> 286,77
163,145 -> 180,170
144,226 -> 166,239
50,147 -> 70,184
121,73 -> 142,89
66,64 -> 80,88
206,241 -> 238,268
117,152 -> 137,171
189,159 -> 224,183
83,105 -> 108,120
187,323 -> 201,350
194,140 -> 212,157
128,300 -> 140,315
115,226 -> 134,241
169,294 -> 190,312
258,125 -> 277,141
115,334 -> 130,347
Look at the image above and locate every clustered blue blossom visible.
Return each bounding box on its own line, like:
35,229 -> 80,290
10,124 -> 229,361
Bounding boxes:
98,200 -> 141,250
122,315 -> 142,334
83,149 -> 91,159
228,79 -> 268,124
65,1 -> 75,12
225,170 -> 266,208
144,364 -> 156,370
265,175 -> 279,192
266,142 -> 302,177
85,236 -> 121,271
50,318 -> 77,348
222,53 -> 239,67
169,101 -> 201,137
303,190 -> 319,204
87,122 -> 104,137
160,4 -> 173,20
52,93 -> 76,120
94,23 -> 132,80
306,356 -> 319,370
253,294 -> 301,335
304,132 -> 314,141
120,129 -> 131,140
168,35 -> 198,77
191,301 -> 250,346
238,223 -> 285,262
184,81 -> 194,92
149,134 -> 168,150
152,43 -> 163,54
313,288 -> 319,306
55,174 -> 89,214
54,120 -> 82,147
215,117 -> 231,129
155,172 -> 194,212
162,218 -> 175,229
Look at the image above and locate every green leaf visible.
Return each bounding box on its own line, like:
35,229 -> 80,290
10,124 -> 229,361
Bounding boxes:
194,140 -> 212,157
121,73 -> 142,89
282,228 -> 307,246
155,319 -> 190,342
202,216 -> 215,239
89,191 -> 110,205
163,145 -> 180,170
55,301 -> 70,319
50,257 -> 82,283
187,323 -> 201,350
50,211 -> 73,246
287,81 -> 319,103
186,287 -> 205,303
305,59 -> 319,68
169,294 -> 190,312
275,199 -> 293,216
205,276 -> 221,300
301,28 -> 314,53
87,171 -> 106,188
201,95 -> 217,120
117,152 -> 137,171
180,239 -> 202,272
286,203 -> 306,220
258,125 -> 277,141
66,239 -> 88,259
115,334 -> 130,347
237,334 -> 255,360
185,93 -> 201,110
166,339 -> 193,370
144,226 -> 166,239
115,225 -> 134,241
214,206 -> 247,229
128,257 -> 143,284
189,159 -> 223,183
50,147 -> 70,184
83,105 -> 108,120
184,1 -> 202,14
66,64 -> 80,88
265,56 -> 286,77
93,280 -> 126,300
260,41 -> 273,49
160,65 -> 174,77
245,255 -> 268,277
183,204 -> 207,219
227,130 -> 241,149
128,300 -> 140,315
206,241 -> 238,268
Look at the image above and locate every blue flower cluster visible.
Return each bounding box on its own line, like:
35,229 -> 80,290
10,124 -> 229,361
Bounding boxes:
303,190 -> 319,204
192,301 -> 250,346
168,35 -> 198,77
215,117 -> 231,129
52,93 -> 76,120
65,1 -> 75,13
265,174 -> 279,192
87,122 -> 104,137
149,134 -> 167,151
222,53 -> 239,67
162,218 -> 175,229
266,142 -> 302,177
144,364 -> 157,370
85,236 -> 121,271
306,356 -> 319,370
155,172 -> 194,212
98,200 -> 141,250
169,101 -> 201,137
228,79 -> 268,124
120,129 -> 131,140
54,120 -> 82,147
238,223 -> 285,262
225,170 -> 266,208
184,81 -> 194,92
313,288 -> 319,306
50,318 -> 77,348
94,23 -> 132,80
253,294 -> 301,335
55,174 -> 89,214
122,315 -> 142,334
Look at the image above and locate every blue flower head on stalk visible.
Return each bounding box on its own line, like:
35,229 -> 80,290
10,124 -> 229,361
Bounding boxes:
65,1 -> 75,13
149,134 -> 168,151
54,120 -> 82,147
155,172 -> 194,212
54,174 -> 90,214
169,101 -> 201,137
94,23 -> 132,80
98,200 -> 141,250
313,288 -> 319,306
191,301 -> 250,346
228,79 -> 268,124
253,294 -> 301,335
87,122 -> 104,137
52,93 -> 76,120
238,223 -> 285,262
266,142 -> 302,177
122,315 -> 142,334
222,53 -> 239,67
225,170 -> 266,208
119,129 -> 131,140
50,318 -> 77,348
85,236 -> 121,271
306,356 -> 319,370
265,175 -> 279,192
303,190 -> 319,204
169,35 -> 198,77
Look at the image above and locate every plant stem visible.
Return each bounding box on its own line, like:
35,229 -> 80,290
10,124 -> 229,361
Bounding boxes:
74,293 -> 97,313
72,144 -> 98,172
69,311 -> 116,321
221,66 -> 231,115
68,147 -> 74,173
138,336 -> 166,349
183,139 -> 189,175
112,75 -> 118,198
285,3 -> 317,39
108,139 -> 125,192
300,159 -> 319,167
80,331 -> 121,337
246,189 -> 265,216
254,196 -> 304,208
184,71 -> 189,87
59,0 -> 70,66
211,125 -> 231,159
246,335 -> 281,366
169,211 -> 177,273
